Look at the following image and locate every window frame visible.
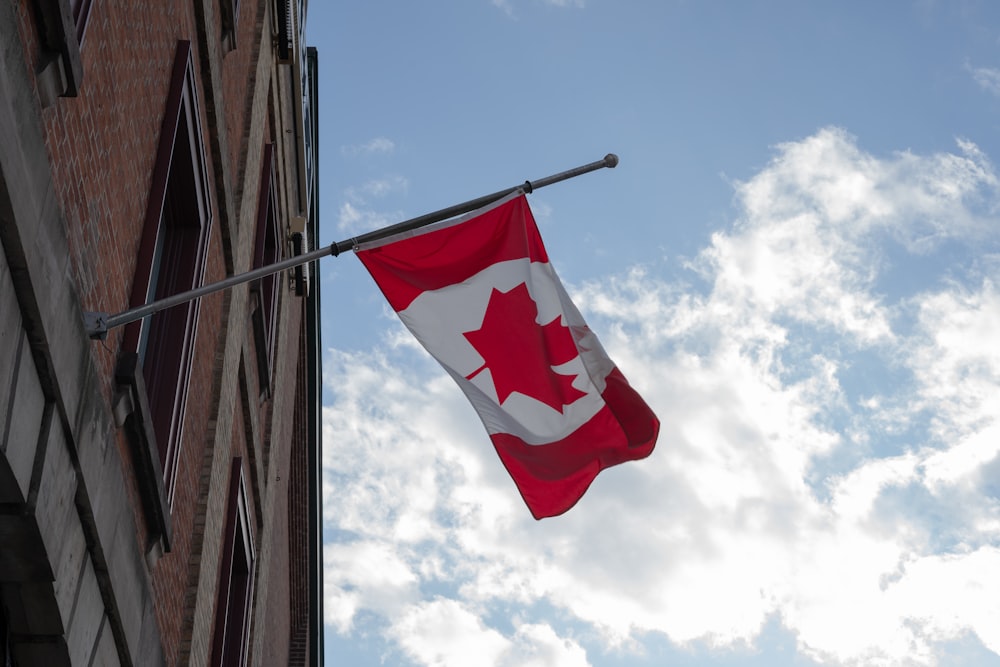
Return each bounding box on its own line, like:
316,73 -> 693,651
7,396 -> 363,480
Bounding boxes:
70,0 -> 95,43
250,143 -> 281,395
30,0 -> 90,101
118,40 -> 212,535
211,457 -> 256,667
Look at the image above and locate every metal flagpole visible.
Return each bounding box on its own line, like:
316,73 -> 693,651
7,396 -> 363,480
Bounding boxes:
84,153 -> 618,339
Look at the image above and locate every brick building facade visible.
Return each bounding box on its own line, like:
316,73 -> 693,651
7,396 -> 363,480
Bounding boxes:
0,0 -> 322,665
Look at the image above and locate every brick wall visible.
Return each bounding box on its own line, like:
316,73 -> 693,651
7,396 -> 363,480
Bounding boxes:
1,0 -> 318,664
15,4 -> 231,660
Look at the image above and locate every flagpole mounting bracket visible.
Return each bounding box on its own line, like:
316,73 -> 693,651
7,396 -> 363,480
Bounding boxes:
84,311 -> 109,340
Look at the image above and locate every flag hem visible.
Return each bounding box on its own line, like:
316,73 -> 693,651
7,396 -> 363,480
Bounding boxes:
352,190 -> 525,252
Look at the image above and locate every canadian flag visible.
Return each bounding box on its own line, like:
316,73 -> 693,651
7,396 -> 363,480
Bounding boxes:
356,193 -> 658,518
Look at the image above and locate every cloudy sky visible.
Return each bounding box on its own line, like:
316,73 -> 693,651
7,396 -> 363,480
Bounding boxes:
307,2 -> 1000,665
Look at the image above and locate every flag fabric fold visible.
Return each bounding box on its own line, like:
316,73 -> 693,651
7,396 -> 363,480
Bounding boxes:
355,192 -> 658,519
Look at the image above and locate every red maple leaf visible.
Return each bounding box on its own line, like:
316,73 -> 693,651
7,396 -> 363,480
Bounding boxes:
463,282 -> 587,412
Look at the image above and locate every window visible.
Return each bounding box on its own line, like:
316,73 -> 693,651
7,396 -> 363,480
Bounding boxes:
221,0 -> 240,49
119,40 -> 212,515
31,0 -> 92,102
274,0 -> 292,62
251,143 -> 280,393
212,458 -> 256,667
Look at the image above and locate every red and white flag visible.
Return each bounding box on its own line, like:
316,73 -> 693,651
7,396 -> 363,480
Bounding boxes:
355,193 -> 658,519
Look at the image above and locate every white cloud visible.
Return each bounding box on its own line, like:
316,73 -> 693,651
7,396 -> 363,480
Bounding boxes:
969,65 -> 1000,97
491,0 -> 515,17
322,128 -> 1000,665
907,278 -> 1000,438
337,201 -> 404,235
341,136 -> 396,157
338,176 -> 409,234
347,175 -> 409,201
922,422 -> 1000,491
391,598 -> 511,667
492,0 -> 584,17
389,603 -> 593,667
500,624 -> 590,667
323,540 -> 419,633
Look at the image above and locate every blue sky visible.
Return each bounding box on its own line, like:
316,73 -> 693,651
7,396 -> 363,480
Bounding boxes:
307,2 -> 1000,665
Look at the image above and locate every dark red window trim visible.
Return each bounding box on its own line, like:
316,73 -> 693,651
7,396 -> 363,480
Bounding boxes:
121,39 -> 212,510
212,458 -> 256,667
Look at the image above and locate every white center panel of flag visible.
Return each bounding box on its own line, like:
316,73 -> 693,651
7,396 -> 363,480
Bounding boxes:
398,258 -> 612,445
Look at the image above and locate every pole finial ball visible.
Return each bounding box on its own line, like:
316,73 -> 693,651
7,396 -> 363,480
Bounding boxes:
604,153 -> 619,168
